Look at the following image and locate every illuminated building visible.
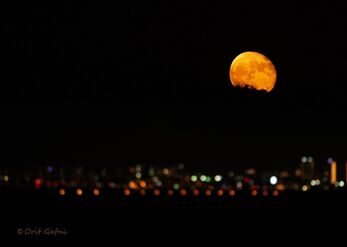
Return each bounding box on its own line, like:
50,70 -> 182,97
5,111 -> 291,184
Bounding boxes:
331,161 -> 337,185
300,156 -> 315,182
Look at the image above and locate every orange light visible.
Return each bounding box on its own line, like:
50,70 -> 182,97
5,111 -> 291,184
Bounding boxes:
229,190 -> 235,196
76,188 -> 83,196
331,161 -> 337,185
139,181 -> 146,188
180,189 -> 187,196
272,190 -> 279,197
262,190 -> 269,196
167,189 -> 174,196
129,181 -> 138,190
205,190 -> 212,196
124,188 -> 131,196
217,189 -> 224,196
193,189 -> 200,196
59,188 -> 66,196
154,189 -> 160,196
140,189 -> 146,196
251,190 -> 257,196
93,189 -> 100,196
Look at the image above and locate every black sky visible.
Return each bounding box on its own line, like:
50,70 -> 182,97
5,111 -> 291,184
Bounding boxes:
2,1 -> 347,171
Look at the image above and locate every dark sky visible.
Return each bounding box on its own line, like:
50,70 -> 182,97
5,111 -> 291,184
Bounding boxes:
2,1 -> 347,171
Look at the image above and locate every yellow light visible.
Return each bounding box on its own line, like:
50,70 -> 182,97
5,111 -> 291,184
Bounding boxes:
251,190 -> 257,196
93,189 -> 100,196
331,161 -> 337,185
229,190 -> 236,196
76,189 -> 83,196
59,189 -> 66,196
302,185 -> 308,192
162,168 -> 169,176
3,175 -> 9,182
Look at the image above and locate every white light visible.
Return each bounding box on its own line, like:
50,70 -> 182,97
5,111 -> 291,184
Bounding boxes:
308,157 -> 313,163
200,175 -> 207,182
214,175 -> 222,182
135,172 -> 142,179
339,181 -> 345,187
315,179 -> 320,186
302,185 -> 308,192
191,175 -> 198,182
310,180 -> 317,186
236,181 -> 242,190
270,176 -> 278,185
301,156 -> 308,163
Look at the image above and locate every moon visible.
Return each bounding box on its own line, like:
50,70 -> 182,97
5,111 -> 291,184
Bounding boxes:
229,51 -> 277,92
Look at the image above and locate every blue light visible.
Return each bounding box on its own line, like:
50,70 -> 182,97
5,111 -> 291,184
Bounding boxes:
47,166 -> 54,173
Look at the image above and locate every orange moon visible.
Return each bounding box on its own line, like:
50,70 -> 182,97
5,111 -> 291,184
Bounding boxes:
229,51 -> 276,92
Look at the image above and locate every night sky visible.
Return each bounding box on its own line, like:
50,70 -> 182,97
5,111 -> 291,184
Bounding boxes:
2,1 -> 347,171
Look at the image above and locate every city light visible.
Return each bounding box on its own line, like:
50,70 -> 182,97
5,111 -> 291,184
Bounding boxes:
200,175 -> 207,182
310,180 -> 317,186
167,189 -> 174,196
272,190 -> 279,196
191,175 -> 198,182
205,190 -> 212,196
154,189 -> 160,196
139,181 -> 146,188
173,184 -> 180,190
76,189 -> 83,196
93,189 -> 100,196
302,185 -> 308,192
338,181 -> 345,187
162,168 -> 169,176
214,175 -> 222,182
251,190 -> 257,196
124,188 -> 131,196
217,189 -> 224,196
140,189 -> 146,196
229,190 -> 236,196
193,189 -> 200,196
270,176 -> 277,185
59,188 -> 66,196
3,175 -> 9,182
180,189 -> 187,196
262,190 -> 268,196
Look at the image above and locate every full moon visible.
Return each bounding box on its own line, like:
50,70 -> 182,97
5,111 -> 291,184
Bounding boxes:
229,51 -> 276,92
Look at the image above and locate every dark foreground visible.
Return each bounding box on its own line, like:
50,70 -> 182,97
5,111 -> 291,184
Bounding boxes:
1,189 -> 346,242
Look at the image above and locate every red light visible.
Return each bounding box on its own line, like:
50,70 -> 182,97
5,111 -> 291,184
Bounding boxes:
34,178 -> 42,189
205,190 -> 212,196
154,189 -> 160,196
167,189 -> 174,196
229,190 -> 236,196
59,189 -> 65,196
124,188 -> 131,196
193,189 -> 200,196
180,189 -> 187,196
